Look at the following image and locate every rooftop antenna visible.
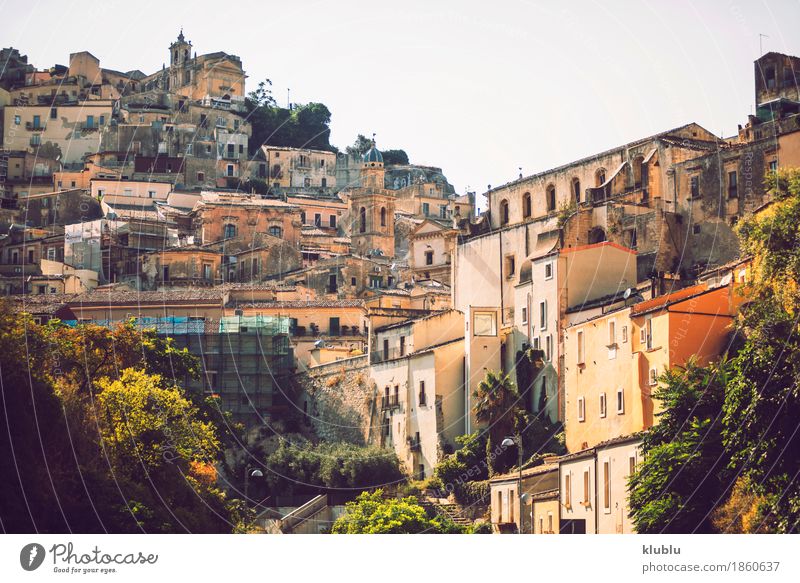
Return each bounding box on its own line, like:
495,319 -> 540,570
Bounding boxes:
759,33 -> 769,56
287,88 -> 291,109
519,166 -> 523,179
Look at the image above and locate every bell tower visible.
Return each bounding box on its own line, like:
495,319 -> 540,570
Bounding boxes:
349,141 -> 396,258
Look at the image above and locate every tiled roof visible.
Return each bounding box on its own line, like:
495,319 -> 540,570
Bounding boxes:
6,294 -> 73,314
69,288 -> 225,305
233,299 -> 366,310
490,463 -> 559,483
630,283 -> 710,316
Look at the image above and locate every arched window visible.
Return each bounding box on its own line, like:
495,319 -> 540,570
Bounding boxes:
522,192 -> 531,218
546,185 -> 556,212
596,168 -> 606,187
572,178 -> 581,204
380,207 -> 387,227
269,226 -> 282,237
223,223 -> 237,239
632,156 -> 644,188
359,207 -> 367,233
500,199 -> 509,225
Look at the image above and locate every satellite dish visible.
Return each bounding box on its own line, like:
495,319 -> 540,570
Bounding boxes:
624,288 -> 632,300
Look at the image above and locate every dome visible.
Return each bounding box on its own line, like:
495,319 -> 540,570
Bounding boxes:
362,144 -> 383,164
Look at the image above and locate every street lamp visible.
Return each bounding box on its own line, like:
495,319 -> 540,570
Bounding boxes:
502,436 -> 525,534
244,467 -> 264,505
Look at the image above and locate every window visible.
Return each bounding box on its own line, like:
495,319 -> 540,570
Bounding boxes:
227,143 -> 235,157
197,172 -> 205,182
380,207 -> 387,227
33,114 -> 42,129
608,320 -> 616,346
645,318 -> 653,350
622,325 -> 628,343
649,368 -> 658,386
572,178 -> 581,203
522,192 -> 531,218
500,199 -> 509,225
382,339 -> 389,360
329,215 -> 336,228
577,397 -> 585,422
223,223 -> 237,239
269,226 -> 282,237
539,300 -> 547,330
419,381 -> 426,406
770,160 -> 778,174
359,207 -> 366,233
577,330 -> 585,364
239,144 -> 244,154
252,257 -> 259,276
351,277 -> 356,286
583,470 -> 590,505
629,455 -> 637,476
564,473 -> 572,509
422,202 -> 430,216
203,263 -> 212,280
596,168 -> 606,187
509,489 -> 515,524
728,170 -> 738,198
616,387 -> 625,414
497,491 -> 503,521
765,66 -> 776,89
547,513 -> 553,534
546,185 -> 556,212
85,115 -> 94,128
539,517 -> 544,534
603,461 -> 611,511
30,134 -> 41,146
148,190 -> 156,199
314,213 -> 322,227
399,336 -> 406,357
226,164 -> 234,177
99,115 -> 105,126
690,175 -> 700,198
544,262 -> 553,280
425,250 -> 434,265
439,205 -> 447,219
599,393 -> 607,418
473,312 -> 497,337
545,335 -> 552,361
50,107 -> 57,119
505,255 -> 515,279
521,307 -> 528,325
14,115 -> 20,125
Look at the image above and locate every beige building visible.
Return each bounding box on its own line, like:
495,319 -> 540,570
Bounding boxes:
369,310 -> 465,478
264,147 -> 337,193
489,462 -> 559,534
408,219 -> 457,285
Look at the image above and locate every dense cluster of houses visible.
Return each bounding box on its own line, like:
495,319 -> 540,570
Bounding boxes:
1,35 -> 799,532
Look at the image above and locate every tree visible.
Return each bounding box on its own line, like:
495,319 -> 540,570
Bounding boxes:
434,432 -> 489,504
330,490 -> 464,534
381,149 -> 409,165
346,134 -> 373,158
472,370 -> 524,474
629,359 -> 732,533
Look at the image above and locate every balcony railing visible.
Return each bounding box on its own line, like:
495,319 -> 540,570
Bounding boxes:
371,347 -> 405,364
381,395 -> 400,410
25,122 -> 46,131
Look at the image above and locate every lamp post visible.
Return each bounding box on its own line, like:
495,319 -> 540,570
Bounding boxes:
244,467 -> 264,505
502,435 -> 525,534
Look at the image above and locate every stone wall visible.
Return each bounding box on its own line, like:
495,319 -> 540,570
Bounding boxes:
297,355 -> 379,445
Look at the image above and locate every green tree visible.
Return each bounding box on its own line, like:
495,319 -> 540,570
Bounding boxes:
381,149 -> 409,165
629,359 -> 732,533
434,433 -> 489,504
346,134 -> 373,157
330,490 -> 464,534
473,370 -> 524,474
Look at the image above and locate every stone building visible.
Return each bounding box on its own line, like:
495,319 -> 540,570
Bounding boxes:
348,143 -> 396,258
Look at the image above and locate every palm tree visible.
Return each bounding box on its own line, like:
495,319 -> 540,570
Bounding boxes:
473,370 -> 524,474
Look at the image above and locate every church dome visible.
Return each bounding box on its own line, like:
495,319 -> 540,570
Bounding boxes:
362,144 -> 383,164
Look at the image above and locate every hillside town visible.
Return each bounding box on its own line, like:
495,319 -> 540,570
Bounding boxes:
2,33 -> 799,535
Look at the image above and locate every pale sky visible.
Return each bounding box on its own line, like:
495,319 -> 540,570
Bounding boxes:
3,0 -> 800,201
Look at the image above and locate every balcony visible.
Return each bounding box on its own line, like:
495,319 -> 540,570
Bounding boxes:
381,395 -> 400,410
408,438 -> 421,452
25,122 -> 46,131
371,347 -> 405,364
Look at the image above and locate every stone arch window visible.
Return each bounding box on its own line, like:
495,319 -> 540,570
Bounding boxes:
380,207 -> 387,227
223,223 -> 237,239
572,178 -> 581,204
522,192 -> 532,218
500,199 -> 509,225
173,50 -> 178,63
183,49 -> 188,60
359,207 -> 367,233
546,184 -> 556,212
595,168 -> 606,187
632,156 -> 645,188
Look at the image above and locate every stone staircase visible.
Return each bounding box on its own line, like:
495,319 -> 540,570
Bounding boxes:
421,497 -> 472,527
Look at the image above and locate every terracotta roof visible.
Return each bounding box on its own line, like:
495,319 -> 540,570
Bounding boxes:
234,299 -> 366,309
5,294 -> 73,315
490,462 -> 559,483
69,288 -> 225,305
630,283 -> 710,316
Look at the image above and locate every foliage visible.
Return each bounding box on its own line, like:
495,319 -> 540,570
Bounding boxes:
434,432 -> 489,504
0,306 -> 237,533
264,441 -> 403,496
711,475 -> 769,533
246,79 -> 334,153
345,134 -> 374,157
557,198 -> 578,229
472,370 -> 525,474
381,149 -> 409,165
330,490 -> 464,534
629,359 -> 731,533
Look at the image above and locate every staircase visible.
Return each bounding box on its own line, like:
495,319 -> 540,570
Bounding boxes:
421,497 -> 472,527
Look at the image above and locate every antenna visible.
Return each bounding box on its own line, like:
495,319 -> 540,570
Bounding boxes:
759,33 -> 769,56
287,88 -> 291,109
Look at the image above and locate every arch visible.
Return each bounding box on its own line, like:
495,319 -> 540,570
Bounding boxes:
595,168 -> 606,187
588,227 -> 606,244
500,199 -> 509,225
223,223 -> 237,239
572,178 -> 581,204
522,192 -> 532,218
359,206 -> 367,233
380,207 -> 387,227
546,184 -> 556,212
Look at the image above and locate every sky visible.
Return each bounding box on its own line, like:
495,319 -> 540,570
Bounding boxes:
2,0 -> 800,203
